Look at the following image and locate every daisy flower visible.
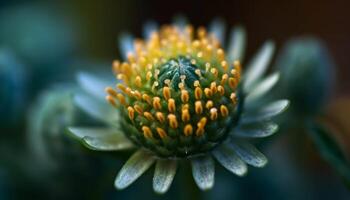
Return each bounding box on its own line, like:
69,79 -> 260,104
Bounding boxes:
68,19 -> 289,194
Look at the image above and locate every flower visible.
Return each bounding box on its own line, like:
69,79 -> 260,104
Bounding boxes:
68,19 -> 289,194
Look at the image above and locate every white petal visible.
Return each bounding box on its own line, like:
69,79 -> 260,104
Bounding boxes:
115,150 -> 155,189
241,99 -> 289,123
77,72 -> 112,100
227,26 -> 246,62
233,122 -> 279,138
118,33 -> 134,60
212,144 -> 247,176
229,141 -> 268,167
67,127 -> 116,139
153,159 -> 177,194
245,72 -> 280,106
209,18 -> 226,44
243,41 -> 275,92
83,133 -> 134,151
191,155 -> 215,190
74,92 -> 119,125
143,20 -> 158,39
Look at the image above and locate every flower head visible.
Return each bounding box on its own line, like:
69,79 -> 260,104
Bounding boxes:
106,25 -> 242,158
69,19 -> 289,194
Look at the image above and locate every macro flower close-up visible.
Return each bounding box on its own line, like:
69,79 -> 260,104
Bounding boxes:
1,1 -> 350,199
68,19 -> 289,193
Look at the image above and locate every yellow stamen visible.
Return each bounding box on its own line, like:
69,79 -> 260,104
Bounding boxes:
135,76 -> 142,87
134,104 -> 143,114
168,114 -> 178,128
195,101 -> 203,114
217,85 -> 225,95
142,126 -> 153,138
210,82 -> 217,93
116,93 -> 126,105
184,124 -> 193,136
210,108 -> 218,120
220,105 -> 229,117
204,88 -> 212,98
143,112 -> 154,121
127,106 -> 135,120
156,127 -> 167,139
168,98 -> 176,113
181,90 -> 189,103
206,100 -> 214,109
105,87 -> 118,97
163,86 -> 171,100
153,97 -> 162,110
195,87 -> 202,99
182,109 -> 190,122
142,94 -> 152,105
106,95 -> 117,107
156,112 -> 165,123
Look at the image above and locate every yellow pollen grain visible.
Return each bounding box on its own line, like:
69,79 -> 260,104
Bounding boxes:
142,94 -> 152,105
105,87 -> 118,97
135,76 -> 142,87
195,127 -> 204,136
127,106 -> 135,120
106,95 -> 117,107
210,82 -> 217,93
142,126 -> 153,138
221,74 -> 228,85
204,88 -> 212,98
153,97 -> 162,110
230,93 -> 237,104
182,109 -> 190,122
210,108 -> 218,120
156,127 -> 167,139
206,100 -> 214,109
168,114 -> 178,129
229,77 -> 237,89
143,112 -> 154,121
195,87 -> 202,99
168,98 -> 176,113
220,105 -> 229,117
221,60 -> 228,71
217,85 -> 225,95
195,101 -> 203,114
116,93 -> 126,105
198,117 -> 207,127
210,68 -> 218,77
184,124 -> 193,136
117,83 -> 127,93
181,90 -> 189,103
156,112 -> 165,123
133,90 -> 142,100
134,104 -> 143,114
163,86 -> 171,100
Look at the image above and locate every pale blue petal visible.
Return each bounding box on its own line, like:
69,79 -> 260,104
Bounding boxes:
118,33 -> 134,60
227,26 -> 246,62
245,72 -> 280,106
143,20 -> 158,39
83,133 -> 134,151
229,141 -> 268,167
153,159 -> 177,194
74,92 -> 119,125
77,72 -> 112,100
191,155 -> 215,190
67,127 -> 134,151
212,143 -> 247,176
241,99 -> 289,123
209,18 -> 226,44
115,150 -> 155,189
233,122 -> 278,138
172,15 -> 187,31
243,41 -> 275,92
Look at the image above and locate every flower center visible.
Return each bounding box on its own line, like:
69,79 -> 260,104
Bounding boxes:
105,25 -> 242,158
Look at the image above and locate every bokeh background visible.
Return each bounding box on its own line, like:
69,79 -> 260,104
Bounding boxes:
1,0 -> 350,199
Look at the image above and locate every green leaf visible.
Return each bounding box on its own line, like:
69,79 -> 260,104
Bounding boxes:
306,120 -> 350,187
153,159 -> 177,194
115,150 -> 156,189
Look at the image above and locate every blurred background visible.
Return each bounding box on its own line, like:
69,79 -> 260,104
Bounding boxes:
0,0 -> 350,199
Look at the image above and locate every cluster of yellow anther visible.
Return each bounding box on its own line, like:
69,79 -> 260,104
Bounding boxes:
105,25 -> 241,144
